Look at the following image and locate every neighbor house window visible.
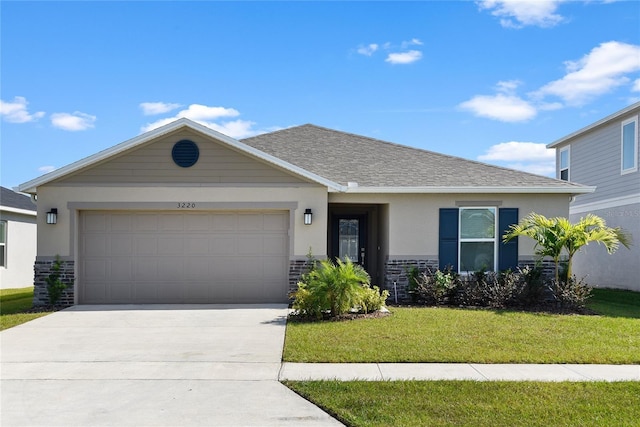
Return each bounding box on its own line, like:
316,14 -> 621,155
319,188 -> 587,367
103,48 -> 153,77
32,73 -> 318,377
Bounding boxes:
459,207 -> 497,272
622,117 -> 638,174
0,221 -> 6,268
559,147 -> 570,181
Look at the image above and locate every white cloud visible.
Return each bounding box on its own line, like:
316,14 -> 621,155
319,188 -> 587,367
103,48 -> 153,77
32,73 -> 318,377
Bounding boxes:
51,112 -> 96,131
385,50 -> 423,65
534,41 -> 640,106
459,93 -> 537,122
139,102 -> 182,115
630,78 -> 640,92
478,141 -> 556,177
479,141 -> 555,162
0,96 -> 45,123
140,103 -> 271,139
357,44 -> 379,56
478,0 -> 565,28
38,165 -> 56,174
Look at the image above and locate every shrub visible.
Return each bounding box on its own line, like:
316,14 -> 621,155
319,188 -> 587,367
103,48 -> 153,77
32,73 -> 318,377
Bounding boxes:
291,257 -> 380,318
554,276 -> 592,310
414,268 -> 461,305
359,286 -> 390,313
45,256 -> 68,306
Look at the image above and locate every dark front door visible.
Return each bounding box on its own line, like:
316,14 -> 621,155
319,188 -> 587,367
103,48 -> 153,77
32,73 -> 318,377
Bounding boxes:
331,214 -> 368,270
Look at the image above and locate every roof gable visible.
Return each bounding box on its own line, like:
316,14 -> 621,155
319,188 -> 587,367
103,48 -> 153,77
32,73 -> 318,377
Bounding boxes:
18,119 -> 342,193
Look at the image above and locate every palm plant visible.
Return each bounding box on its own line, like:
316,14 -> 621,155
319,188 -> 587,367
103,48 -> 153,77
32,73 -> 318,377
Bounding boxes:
503,213 -> 631,284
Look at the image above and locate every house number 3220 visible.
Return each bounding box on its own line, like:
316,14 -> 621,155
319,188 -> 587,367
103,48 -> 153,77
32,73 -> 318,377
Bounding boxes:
177,202 -> 196,208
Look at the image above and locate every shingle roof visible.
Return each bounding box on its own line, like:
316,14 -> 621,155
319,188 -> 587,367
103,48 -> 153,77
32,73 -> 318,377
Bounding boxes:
242,124 -> 585,190
1,186 -> 36,211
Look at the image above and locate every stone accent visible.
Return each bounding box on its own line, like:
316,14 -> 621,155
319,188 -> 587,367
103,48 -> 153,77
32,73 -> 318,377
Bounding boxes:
383,258 -> 439,302
33,259 -> 75,307
288,259 -> 314,297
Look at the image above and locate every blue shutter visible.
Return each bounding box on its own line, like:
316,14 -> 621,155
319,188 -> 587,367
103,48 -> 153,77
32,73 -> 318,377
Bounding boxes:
498,208 -> 519,271
439,208 -> 458,271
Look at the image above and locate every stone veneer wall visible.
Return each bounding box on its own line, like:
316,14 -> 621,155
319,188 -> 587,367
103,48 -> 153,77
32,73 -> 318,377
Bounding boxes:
383,258 -> 439,302
288,259 -> 313,298
33,259 -> 75,307
383,258 -> 557,303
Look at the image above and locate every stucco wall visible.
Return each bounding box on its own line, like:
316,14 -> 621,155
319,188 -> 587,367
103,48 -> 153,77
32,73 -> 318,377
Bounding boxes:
0,210 -> 37,289
35,185 -> 328,259
329,192 -> 571,260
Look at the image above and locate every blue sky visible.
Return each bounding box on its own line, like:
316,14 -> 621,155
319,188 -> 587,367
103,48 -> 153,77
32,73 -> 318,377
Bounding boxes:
2,1 -> 639,190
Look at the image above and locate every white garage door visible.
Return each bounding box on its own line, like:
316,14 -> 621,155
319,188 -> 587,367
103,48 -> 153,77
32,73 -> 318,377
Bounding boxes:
79,211 -> 289,304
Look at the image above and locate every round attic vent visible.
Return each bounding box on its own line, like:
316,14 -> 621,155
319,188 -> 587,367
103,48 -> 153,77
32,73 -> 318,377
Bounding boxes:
172,140 -> 199,168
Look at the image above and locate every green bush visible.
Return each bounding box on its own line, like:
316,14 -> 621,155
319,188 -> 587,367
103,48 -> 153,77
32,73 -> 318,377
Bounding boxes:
291,257 -> 387,319
414,268 -> 461,305
45,256 -> 68,306
359,286 -> 390,314
554,276 -> 592,310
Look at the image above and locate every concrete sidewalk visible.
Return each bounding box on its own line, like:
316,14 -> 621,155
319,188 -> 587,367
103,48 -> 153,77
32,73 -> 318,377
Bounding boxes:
280,362 -> 640,382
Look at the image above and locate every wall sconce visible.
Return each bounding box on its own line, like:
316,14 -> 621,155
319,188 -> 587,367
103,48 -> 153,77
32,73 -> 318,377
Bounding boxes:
304,209 -> 312,225
46,208 -> 58,225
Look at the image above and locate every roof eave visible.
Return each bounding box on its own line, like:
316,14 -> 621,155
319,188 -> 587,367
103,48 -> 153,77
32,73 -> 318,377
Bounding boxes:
0,206 -> 37,216
330,186 -> 597,194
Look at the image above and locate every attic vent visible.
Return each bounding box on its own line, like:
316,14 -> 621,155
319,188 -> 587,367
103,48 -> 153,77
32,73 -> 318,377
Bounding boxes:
172,140 -> 199,168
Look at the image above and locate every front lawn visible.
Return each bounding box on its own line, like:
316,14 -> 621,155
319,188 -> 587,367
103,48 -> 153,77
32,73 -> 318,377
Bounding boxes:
283,288 -> 640,364
285,380 -> 640,427
0,287 -> 54,331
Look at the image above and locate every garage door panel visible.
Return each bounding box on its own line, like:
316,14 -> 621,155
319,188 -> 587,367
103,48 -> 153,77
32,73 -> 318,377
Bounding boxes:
135,214 -> 159,231
111,214 -> 132,232
80,210 -> 289,304
136,237 -> 158,255
210,237 -> 237,255
110,258 -> 133,281
110,235 -> 133,255
84,235 -> 108,256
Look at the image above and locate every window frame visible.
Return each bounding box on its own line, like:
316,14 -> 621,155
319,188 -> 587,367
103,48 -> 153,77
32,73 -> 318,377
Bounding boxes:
559,146 -> 570,181
0,220 -> 6,268
457,207 -> 498,273
621,116 -> 638,174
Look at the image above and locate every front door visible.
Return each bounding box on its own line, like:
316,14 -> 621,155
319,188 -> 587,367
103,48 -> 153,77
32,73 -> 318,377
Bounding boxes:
331,214 -> 368,270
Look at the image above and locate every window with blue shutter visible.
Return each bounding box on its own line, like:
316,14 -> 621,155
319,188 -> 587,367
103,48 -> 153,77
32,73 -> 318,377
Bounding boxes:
498,208 -> 519,271
439,208 -> 458,271
439,207 -> 519,273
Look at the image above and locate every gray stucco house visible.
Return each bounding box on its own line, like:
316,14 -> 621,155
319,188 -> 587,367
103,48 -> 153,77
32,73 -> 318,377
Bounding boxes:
19,119 -> 592,305
548,101 -> 640,292
0,186 -> 37,289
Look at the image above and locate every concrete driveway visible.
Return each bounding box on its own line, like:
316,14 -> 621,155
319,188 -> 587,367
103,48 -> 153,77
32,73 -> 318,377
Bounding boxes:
1,305 -> 342,426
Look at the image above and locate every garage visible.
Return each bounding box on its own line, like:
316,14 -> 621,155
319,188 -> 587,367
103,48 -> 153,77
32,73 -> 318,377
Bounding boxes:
79,210 -> 290,304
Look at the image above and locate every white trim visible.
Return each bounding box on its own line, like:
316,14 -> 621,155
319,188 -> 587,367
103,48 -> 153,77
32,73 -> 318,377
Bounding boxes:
330,185 -> 595,194
570,193 -> 640,214
18,118 -> 344,194
547,102 -> 640,148
559,146 -> 570,181
0,206 -> 37,216
621,116 -> 638,175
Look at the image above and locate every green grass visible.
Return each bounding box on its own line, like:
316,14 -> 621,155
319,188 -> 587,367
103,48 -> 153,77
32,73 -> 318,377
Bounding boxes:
0,287 -> 53,331
284,289 -> 640,364
285,381 -> 640,427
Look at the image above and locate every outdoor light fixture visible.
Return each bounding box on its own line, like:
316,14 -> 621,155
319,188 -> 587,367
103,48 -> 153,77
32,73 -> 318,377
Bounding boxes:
46,208 -> 58,225
304,209 -> 313,225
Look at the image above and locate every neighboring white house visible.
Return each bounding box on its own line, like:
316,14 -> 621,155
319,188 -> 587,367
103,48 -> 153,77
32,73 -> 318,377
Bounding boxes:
548,102 -> 640,292
18,119 -> 593,306
0,186 -> 37,289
